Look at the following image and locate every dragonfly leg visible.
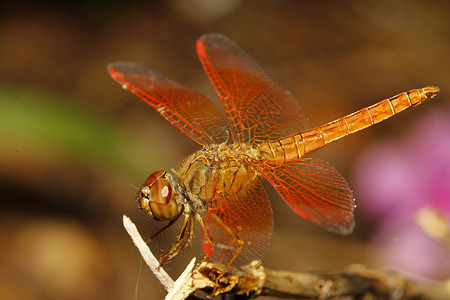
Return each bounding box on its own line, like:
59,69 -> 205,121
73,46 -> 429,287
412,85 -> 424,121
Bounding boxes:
207,212 -> 244,297
195,213 -> 214,250
159,216 -> 196,265
159,214 -> 195,266
209,212 -> 244,266
146,216 -> 179,243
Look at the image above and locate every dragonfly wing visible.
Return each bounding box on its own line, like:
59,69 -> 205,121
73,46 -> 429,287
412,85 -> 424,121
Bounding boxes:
196,33 -> 308,145
108,61 -> 228,146
249,158 -> 355,234
203,177 -> 273,266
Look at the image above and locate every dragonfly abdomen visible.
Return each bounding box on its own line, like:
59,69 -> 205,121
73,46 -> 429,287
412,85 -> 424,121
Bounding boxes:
259,87 -> 439,163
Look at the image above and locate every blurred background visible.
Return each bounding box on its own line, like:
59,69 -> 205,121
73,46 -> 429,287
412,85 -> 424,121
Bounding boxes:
1,0 -> 449,299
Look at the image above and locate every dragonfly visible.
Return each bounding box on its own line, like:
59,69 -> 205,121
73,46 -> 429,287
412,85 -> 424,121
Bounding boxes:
108,33 -> 439,269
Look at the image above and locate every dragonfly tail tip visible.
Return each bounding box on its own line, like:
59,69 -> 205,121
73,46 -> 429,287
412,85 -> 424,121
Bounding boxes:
422,86 -> 440,99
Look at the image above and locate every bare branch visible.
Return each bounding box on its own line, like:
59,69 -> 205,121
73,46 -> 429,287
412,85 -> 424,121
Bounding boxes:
262,264 -> 450,299
122,215 -> 174,292
165,258 -> 197,300
123,215 -> 450,299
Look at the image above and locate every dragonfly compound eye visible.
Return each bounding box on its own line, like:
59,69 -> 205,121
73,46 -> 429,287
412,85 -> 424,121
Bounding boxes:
138,170 -> 181,221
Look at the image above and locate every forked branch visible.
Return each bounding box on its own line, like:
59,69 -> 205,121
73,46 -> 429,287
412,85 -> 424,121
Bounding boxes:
123,215 -> 450,299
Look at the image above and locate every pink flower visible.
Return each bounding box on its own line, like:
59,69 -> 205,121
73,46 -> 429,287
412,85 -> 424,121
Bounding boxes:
352,108 -> 450,279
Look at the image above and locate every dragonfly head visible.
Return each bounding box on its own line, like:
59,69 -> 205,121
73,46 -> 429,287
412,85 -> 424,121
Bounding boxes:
137,170 -> 181,221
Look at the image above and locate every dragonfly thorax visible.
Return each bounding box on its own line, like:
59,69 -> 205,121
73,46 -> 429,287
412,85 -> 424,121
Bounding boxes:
177,143 -> 260,201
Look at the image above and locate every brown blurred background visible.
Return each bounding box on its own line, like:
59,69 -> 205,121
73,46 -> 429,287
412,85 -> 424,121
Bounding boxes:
0,0 -> 449,299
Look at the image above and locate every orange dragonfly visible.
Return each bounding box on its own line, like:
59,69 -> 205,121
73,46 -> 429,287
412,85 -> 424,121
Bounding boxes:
108,33 -> 438,268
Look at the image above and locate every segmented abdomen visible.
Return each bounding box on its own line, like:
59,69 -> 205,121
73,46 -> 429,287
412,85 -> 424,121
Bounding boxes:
259,87 -> 439,163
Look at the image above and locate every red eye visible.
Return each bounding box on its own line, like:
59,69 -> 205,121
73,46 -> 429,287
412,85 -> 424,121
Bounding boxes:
150,178 -> 172,204
144,170 -> 165,186
138,170 -> 180,221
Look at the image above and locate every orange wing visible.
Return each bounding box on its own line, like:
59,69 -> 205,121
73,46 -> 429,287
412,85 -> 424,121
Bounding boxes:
107,61 -> 228,146
196,33 -> 309,145
203,176 -> 273,266
249,158 -> 355,234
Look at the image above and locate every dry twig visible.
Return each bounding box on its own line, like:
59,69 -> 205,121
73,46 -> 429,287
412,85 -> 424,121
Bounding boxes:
123,215 -> 450,299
